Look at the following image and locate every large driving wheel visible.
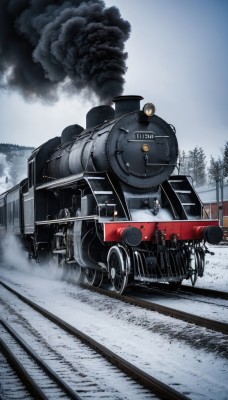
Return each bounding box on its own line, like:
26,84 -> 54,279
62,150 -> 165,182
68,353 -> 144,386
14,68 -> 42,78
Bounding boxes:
107,246 -> 129,294
189,248 -> 198,286
85,268 -> 103,287
195,247 -> 205,277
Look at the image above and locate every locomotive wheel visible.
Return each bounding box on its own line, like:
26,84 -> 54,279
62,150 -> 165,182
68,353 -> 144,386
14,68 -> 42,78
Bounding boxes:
107,246 -> 129,294
86,268 -> 103,287
189,248 -> 198,286
196,248 -> 205,277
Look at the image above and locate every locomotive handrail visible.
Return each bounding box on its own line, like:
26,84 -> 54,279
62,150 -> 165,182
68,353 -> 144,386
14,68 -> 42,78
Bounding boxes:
35,215 -> 99,225
36,172 -> 108,190
36,173 -> 85,190
145,162 -> 177,166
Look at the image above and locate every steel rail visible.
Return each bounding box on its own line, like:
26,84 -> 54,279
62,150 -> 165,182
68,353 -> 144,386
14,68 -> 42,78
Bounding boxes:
0,319 -> 82,400
0,280 -> 190,400
0,337 -> 48,400
176,285 -> 228,300
149,283 -> 228,300
80,284 -> 228,335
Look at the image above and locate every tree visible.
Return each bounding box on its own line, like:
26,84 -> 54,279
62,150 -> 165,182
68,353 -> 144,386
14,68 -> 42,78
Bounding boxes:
178,150 -> 189,175
188,147 -> 206,187
208,141 -> 228,183
208,156 -> 223,183
223,141 -> 228,177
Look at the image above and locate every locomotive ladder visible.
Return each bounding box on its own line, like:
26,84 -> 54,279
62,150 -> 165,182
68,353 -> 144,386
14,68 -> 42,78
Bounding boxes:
161,175 -> 202,219
85,173 -> 129,219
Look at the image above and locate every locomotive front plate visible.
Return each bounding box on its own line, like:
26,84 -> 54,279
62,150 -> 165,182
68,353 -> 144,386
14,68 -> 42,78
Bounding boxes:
134,131 -> 155,140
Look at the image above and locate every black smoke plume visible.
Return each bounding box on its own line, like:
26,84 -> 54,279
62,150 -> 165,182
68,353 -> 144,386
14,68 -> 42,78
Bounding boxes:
0,0 -> 131,103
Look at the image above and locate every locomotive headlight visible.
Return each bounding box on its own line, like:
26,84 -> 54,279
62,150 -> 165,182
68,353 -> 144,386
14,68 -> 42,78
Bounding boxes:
143,103 -> 156,117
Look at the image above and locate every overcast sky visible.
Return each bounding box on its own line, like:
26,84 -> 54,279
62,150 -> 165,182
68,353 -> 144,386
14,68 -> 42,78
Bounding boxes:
0,0 -> 227,161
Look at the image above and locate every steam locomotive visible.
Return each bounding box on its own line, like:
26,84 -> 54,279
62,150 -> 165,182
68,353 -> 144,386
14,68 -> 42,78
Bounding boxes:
0,95 -> 223,293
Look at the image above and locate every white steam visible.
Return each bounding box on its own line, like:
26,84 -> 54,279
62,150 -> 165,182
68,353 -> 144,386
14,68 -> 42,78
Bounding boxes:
0,234 -> 78,283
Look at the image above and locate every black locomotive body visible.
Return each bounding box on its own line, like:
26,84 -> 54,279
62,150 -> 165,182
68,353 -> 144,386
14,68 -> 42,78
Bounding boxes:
0,96 -> 223,293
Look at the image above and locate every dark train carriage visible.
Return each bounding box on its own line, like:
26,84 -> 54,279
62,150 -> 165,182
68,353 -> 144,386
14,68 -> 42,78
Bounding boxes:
0,179 -> 27,238
6,184 -> 21,235
0,191 -> 7,237
5,179 -> 27,236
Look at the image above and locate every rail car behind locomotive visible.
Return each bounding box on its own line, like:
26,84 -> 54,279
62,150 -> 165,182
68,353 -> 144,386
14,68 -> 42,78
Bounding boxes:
0,95 -> 223,293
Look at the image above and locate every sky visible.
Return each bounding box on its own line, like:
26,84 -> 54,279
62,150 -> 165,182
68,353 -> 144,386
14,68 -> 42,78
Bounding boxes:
0,0 -> 227,161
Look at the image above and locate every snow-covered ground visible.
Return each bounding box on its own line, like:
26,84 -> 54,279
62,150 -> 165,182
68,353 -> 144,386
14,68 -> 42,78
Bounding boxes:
0,235 -> 228,400
185,245 -> 228,292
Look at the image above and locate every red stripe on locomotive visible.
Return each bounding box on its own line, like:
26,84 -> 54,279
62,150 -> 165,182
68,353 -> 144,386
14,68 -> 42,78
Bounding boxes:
103,220 -> 220,242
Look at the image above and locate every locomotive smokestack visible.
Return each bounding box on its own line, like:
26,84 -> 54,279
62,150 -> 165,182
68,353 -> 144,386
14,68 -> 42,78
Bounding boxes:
113,95 -> 143,116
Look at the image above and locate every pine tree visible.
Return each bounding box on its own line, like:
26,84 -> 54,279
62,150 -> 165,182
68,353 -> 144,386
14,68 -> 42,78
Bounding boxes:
208,156 -> 223,183
208,142 -> 228,183
188,147 -> 206,187
223,141 -> 228,177
178,150 -> 189,175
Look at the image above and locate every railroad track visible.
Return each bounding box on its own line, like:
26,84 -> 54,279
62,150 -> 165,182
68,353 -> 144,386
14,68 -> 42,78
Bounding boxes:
149,283 -> 228,300
0,319 -> 81,400
0,280 -> 190,400
80,284 -> 228,335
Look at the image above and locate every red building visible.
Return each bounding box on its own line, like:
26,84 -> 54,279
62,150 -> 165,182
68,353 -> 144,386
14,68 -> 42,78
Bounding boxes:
197,183 -> 228,229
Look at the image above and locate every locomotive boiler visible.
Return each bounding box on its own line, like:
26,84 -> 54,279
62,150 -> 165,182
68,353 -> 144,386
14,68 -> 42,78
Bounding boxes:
0,95 -> 223,293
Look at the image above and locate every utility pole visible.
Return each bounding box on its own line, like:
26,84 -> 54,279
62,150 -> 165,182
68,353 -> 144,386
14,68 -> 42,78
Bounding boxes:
216,168 -> 224,227
216,178 -> 220,221
220,169 -> 224,227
